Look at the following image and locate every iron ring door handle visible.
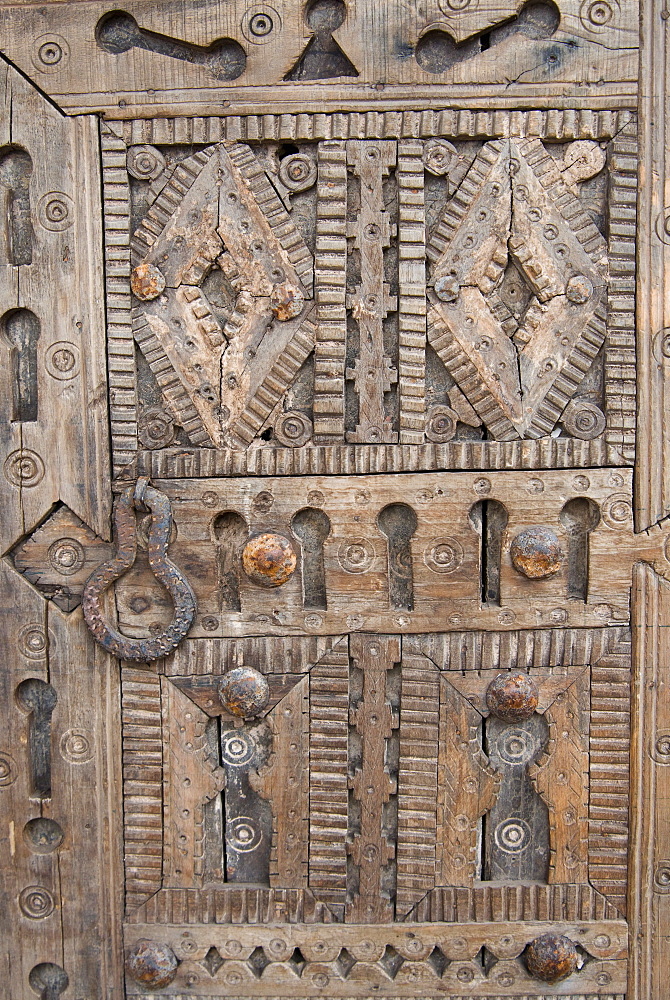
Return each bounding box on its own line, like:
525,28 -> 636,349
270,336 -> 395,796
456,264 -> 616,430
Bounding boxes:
82,477 -> 196,662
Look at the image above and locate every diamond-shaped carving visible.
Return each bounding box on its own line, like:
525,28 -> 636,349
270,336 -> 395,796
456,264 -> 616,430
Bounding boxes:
202,946 -> 225,977
11,505 -> 112,612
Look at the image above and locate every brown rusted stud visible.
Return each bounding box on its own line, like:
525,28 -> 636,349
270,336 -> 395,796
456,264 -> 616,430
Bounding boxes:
486,671 -> 539,722
219,666 -> 270,718
270,281 -> 305,320
525,933 -> 579,983
125,939 -> 178,989
242,532 -> 297,587
130,262 -> 166,301
510,525 -> 563,579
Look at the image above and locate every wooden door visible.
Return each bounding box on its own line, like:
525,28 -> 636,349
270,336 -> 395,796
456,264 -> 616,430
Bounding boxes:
0,1 -> 669,998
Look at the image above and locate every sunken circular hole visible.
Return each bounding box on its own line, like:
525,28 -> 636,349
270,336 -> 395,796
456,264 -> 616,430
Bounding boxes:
305,0 -> 347,32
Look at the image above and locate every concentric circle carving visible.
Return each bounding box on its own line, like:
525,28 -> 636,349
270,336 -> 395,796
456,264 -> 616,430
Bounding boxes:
338,538 -> 375,573
423,536 -> 463,574
19,885 -> 54,919
494,727 -> 540,765
46,341 -> 80,380
0,751 -> 17,787
32,33 -> 70,72
4,449 -> 45,488
561,398 -> 606,439
138,407 -> 175,449
227,815 -> 262,852
494,817 -> 531,854
48,537 -> 85,576
274,410 -> 313,447
221,730 -> 256,766
422,139 -> 458,175
601,492 -> 632,529
425,404 -> 458,442
127,144 -> 166,181
37,191 -> 74,231
278,152 -> 317,191
18,624 -> 48,660
59,729 -> 93,764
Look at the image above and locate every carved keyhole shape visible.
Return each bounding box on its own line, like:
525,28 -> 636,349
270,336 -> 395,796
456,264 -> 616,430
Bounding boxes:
212,511 -> 248,612
559,497 -> 600,601
0,146 -> 33,265
2,309 -> 40,422
377,503 -> 418,610
291,507 -> 331,610
469,500 -> 509,605
29,963 -> 68,1000
17,679 -> 57,798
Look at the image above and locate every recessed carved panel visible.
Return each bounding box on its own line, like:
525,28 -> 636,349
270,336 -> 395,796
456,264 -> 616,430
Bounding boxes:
104,111 -> 636,478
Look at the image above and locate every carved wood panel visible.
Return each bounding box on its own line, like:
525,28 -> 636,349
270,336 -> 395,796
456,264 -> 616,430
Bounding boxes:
0,1 -> 665,999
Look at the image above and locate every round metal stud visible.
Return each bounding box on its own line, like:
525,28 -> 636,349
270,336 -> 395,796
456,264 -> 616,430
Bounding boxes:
219,667 -> 270,718
510,526 -> 563,579
242,532 -> 297,587
486,671 -> 539,722
270,282 -> 305,320
131,263 -> 166,301
525,933 -> 579,983
125,939 -> 179,989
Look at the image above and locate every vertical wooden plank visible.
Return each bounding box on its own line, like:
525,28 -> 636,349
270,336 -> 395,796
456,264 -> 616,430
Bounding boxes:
0,62 -> 118,1000
312,141 -> 347,441
629,564 -> 670,999
397,140 -> 426,443
395,653 -> 438,917
636,0 -> 670,527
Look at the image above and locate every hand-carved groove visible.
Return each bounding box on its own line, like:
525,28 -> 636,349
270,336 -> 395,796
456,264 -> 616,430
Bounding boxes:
96,11 -> 246,80
0,146 -> 33,265
16,678 -> 57,798
212,511 -> 249,612
560,497 -> 601,601
377,504 -> 418,611
1,309 -> 40,422
291,507 -> 331,610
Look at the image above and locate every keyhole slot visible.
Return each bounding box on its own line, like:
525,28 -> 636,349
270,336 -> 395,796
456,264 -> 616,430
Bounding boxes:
0,146 -> 33,265
96,11 -> 247,81
469,500 -> 508,605
16,679 -> 57,798
559,497 -> 600,601
291,507 -> 331,610
2,309 -> 40,422
377,503 -> 418,610
29,963 -> 68,1000
212,511 -> 248,612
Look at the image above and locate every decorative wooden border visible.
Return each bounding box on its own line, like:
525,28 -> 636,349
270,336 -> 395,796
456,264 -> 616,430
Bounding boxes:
104,111 -> 638,477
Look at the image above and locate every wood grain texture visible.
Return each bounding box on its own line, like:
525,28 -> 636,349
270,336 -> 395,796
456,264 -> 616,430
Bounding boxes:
0,0 -> 637,118
629,563 -> 670,999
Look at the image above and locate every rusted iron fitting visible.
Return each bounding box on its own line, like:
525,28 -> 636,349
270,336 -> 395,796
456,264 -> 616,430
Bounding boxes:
486,671 -> 539,722
82,477 -> 196,662
219,666 -> 270,717
125,939 -> 178,989
242,532 -> 297,587
525,933 -> 579,983
510,525 -> 563,579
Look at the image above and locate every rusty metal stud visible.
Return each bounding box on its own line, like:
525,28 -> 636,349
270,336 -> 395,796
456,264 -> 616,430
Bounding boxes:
125,939 -> 178,989
242,532 -> 297,587
510,525 -> 563,579
270,281 -> 305,320
486,671 -> 539,722
434,273 -> 460,303
525,933 -> 579,983
130,262 -> 166,301
219,666 -> 270,718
